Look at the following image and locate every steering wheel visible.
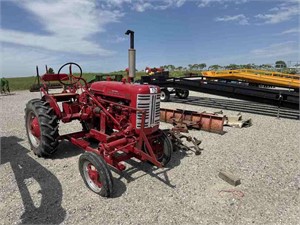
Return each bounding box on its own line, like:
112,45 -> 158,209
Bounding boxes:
57,62 -> 82,85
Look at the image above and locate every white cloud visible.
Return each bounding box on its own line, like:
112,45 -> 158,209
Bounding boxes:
105,0 -> 132,6
1,45 -> 62,77
130,0 -> 187,12
197,0 -> 247,8
0,44 -> 127,77
1,0 -> 122,55
98,0 -> 246,11
279,28 -> 299,35
255,3 -> 299,24
215,14 -> 249,25
174,0 -> 186,7
107,36 -> 127,43
269,7 -> 279,12
250,42 -> 298,58
132,1 -> 153,12
0,29 -> 114,55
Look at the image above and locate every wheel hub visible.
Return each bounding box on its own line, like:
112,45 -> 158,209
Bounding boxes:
151,139 -> 164,161
26,112 -> 41,148
87,163 -> 102,188
30,117 -> 41,138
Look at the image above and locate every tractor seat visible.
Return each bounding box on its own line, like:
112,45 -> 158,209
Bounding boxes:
50,92 -> 79,101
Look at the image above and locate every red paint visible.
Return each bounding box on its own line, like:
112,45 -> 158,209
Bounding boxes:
41,73 -> 69,82
31,117 -> 41,138
87,164 -> 102,188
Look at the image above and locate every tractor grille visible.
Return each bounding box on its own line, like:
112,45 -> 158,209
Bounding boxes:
136,94 -> 160,128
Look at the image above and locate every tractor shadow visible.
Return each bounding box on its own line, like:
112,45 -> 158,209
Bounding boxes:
170,96 -> 300,120
113,147 -> 192,190
51,140 -> 84,159
0,136 -> 66,224
39,139 -> 191,198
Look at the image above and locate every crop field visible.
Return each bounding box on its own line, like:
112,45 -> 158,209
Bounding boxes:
1,89 -> 299,225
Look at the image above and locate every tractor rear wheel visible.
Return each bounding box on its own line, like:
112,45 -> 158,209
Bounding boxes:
25,99 -> 59,157
144,131 -> 173,166
79,152 -> 113,197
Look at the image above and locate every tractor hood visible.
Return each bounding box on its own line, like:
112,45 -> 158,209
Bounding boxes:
90,81 -> 160,100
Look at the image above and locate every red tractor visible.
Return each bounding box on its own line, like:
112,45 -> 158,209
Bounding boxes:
25,62 -> 173,197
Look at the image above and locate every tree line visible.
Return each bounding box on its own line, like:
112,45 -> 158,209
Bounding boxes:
158,60 -> 298,73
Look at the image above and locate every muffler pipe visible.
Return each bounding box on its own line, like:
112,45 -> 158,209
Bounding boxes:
125,30 -> 136,82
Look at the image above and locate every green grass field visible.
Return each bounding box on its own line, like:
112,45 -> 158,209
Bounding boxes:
5,73 -> 112,91
5,71 -> 192,91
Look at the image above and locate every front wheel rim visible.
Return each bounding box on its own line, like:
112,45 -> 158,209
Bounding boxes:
152,138 -> 164,161
27,111 -> 40,148
82,161 -> 102,192
145,137 -> 164,162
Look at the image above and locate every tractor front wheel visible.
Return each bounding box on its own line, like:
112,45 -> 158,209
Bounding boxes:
25,99 -> 59,157
145,131 -> 173,166
79,152 -> 113,197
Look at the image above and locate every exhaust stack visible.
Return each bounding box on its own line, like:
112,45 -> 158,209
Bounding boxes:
125,30 -> 136,80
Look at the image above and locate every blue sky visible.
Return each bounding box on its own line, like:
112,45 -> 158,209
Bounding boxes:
0,0 -> 299,77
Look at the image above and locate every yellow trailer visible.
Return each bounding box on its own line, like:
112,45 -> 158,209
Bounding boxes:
202,69 -> 300,89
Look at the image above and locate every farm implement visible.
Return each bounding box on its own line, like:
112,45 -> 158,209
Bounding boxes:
202,69 -> 300,90
29,65 -> 63,92
141,75 -> 299,109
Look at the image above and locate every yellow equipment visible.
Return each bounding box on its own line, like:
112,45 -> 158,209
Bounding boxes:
202,69 -> 300,89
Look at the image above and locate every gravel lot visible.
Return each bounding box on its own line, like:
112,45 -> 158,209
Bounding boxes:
1,90 -> 299,225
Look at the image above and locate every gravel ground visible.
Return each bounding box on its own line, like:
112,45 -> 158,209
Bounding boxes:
0,90 -> 299,225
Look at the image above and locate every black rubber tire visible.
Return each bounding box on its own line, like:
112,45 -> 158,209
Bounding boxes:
160,89 -> 170,102
144,130 -> 173,166
78,152 -> 113,197
175,89 -> 189,99
25,99 -> 59,157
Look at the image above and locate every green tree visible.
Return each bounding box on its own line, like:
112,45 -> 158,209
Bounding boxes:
198,63 -> 207,70
240,63 -> 255,69
193,64 -> 199,70
177,66 -> 183,71
225,64 -> 239,70
167,65 -> 175,71
208,65 -> 222,70
259,64 -> 272,70
275,60 -> 287,68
